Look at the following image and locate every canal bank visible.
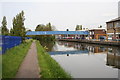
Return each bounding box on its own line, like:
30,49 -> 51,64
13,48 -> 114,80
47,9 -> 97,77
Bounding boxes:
58,39 -> 120,46
36,41 -> 71,78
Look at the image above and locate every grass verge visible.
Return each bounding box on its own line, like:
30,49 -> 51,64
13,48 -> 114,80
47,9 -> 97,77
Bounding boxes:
0,55 -> 2,79
2,39 -> 33,78
36,40 -> 71,79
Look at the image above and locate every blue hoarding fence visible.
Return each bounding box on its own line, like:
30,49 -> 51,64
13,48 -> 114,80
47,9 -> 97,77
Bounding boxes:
0,35 -> 22,54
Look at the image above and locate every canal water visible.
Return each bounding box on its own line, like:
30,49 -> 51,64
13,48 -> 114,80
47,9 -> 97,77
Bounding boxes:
41,41 -> 119,78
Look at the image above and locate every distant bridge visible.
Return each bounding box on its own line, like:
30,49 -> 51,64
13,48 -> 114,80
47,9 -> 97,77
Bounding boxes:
26,31 -> 89,35
48,50 -> 89,55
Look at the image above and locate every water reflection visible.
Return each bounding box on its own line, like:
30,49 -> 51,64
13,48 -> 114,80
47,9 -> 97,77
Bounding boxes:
49,50 -> 89,55
107,47 -> 120,69
39,40 -> 56,52
55,41 -> 108,54
41,41 -> 119,78
54,41 -> 120,69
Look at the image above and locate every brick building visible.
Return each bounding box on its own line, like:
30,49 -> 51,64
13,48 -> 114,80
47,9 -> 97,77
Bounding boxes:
89,29 -> 107,40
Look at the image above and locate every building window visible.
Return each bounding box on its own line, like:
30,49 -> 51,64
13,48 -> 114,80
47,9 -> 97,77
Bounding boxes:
108,35 -> 113,38
107,22 -> 113,29
115,21 -> 120,27
92,32 -> 94,34
90,32 -> 91,35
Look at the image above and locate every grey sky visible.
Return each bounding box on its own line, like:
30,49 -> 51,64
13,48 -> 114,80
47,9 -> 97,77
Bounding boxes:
0,0 -> 119,31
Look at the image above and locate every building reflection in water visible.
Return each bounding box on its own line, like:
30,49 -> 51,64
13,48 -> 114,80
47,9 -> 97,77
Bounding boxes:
57,41 -> 108,54
106,47 -> 120,69
57,41 -> 120,69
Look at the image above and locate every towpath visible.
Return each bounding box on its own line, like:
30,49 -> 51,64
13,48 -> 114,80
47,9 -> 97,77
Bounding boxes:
16,41 -> 40,78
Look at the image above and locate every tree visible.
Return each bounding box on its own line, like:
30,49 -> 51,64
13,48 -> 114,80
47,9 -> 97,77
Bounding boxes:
46,22 -> 52,31
35,23 -> 54,31
27,29 -> 32,32
35,24 -> 45,31
1,16 -> 9,35
75,25 -> 82,31
35,23 -> 55,41
75,25 -> 79,31
66,29 -> 69,31
98,25 -> 102,28
10,28 -> 14,36
11,10 -> 26,37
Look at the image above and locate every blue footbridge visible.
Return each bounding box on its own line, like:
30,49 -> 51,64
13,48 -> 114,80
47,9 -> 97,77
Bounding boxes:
26,31 -> 89,35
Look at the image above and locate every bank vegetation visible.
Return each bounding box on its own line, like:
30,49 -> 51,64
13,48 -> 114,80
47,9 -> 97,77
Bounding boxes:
36,40 -> 71,79
2,39 -> 32,78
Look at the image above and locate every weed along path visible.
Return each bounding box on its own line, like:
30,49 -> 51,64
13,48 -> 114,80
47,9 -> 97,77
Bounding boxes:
16,41 -> 40,78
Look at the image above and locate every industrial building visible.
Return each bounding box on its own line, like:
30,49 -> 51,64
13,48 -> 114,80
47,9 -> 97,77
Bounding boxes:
89,29 -> 107,40
106,1 -> 120,41
106,17 -> 120,40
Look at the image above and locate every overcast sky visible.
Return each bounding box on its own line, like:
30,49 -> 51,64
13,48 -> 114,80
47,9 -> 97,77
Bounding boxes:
0,0 -> 119,31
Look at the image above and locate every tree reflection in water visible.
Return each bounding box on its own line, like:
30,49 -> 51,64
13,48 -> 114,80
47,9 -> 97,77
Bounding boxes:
39,40 -> 56,52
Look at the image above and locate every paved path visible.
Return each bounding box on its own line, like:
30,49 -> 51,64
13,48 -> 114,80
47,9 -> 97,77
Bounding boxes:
16,41 -> 40,78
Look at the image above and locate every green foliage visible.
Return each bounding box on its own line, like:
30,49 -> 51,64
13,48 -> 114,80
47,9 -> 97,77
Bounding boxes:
10,28 -> 14,36
35,22 -> 54,31
98,25 -> 102,28
2,40 -> 32,78
36,41 -> 71,79
0,55 -> 1,79
35,23 -> 55,41
10,11 -> 26,37
66,29 -> 69,31
40,40 -> 55,52
1,16 -> 9,35
75,25 -> 82,31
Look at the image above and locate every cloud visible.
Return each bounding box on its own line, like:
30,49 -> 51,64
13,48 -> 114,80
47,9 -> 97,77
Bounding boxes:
0,0 -> 119,2
0,2 -> 118,31
102,13 -> 117,17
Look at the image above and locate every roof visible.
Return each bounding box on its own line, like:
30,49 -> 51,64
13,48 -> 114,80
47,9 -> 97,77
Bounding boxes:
76,30 -> 88,31
89,28 -> 106,31
106,17 -> 120,23
26,31 -> 89,35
